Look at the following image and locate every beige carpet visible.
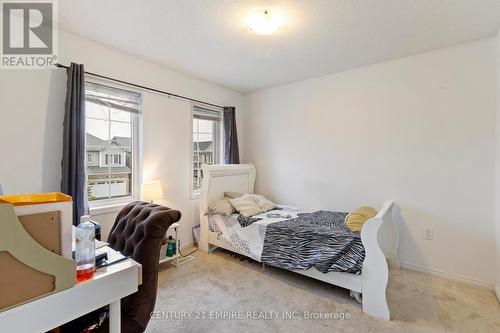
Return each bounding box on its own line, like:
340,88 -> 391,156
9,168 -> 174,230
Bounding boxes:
147,249 -> 500,333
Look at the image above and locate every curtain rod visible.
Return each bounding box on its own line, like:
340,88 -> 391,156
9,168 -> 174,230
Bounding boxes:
55,63 -> 224,109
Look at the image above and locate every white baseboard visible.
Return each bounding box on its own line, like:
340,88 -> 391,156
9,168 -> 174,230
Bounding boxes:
180,241 -> 195,251
399,261 -> 494,290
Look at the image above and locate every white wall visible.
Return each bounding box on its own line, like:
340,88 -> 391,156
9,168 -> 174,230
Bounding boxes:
0,70 -> 67,193
495,30 -> 500,299
141,94 -> 199,248
243,38 -> 496,287
0,29 -> 244,246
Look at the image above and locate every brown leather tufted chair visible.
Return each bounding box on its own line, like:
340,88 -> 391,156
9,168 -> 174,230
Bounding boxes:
107,201 -> 181,333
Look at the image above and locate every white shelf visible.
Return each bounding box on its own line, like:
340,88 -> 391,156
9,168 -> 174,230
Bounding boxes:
159,254 -> 180,264
159,224 -> 180,266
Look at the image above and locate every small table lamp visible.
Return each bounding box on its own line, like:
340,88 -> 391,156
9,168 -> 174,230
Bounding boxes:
141,180 -> 164,203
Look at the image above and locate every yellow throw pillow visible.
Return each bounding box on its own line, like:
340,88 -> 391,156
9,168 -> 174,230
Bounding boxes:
344,207 -> 377,232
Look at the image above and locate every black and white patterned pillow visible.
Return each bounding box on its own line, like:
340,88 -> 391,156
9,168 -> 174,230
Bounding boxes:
237,215 -> 262,228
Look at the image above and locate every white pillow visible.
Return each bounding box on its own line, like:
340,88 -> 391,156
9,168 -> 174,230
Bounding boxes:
224,191 -> 244,199
251,194 -> 276,212
207,197 -> 235,216
229,194 -> 276,217
229,196 -> 262,217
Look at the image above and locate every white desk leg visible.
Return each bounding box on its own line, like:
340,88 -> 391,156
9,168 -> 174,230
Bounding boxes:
109,299 -> 121,333
175,227 -> 179,268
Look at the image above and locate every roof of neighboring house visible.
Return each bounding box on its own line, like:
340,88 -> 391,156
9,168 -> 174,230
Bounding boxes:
194,141 -> 213,152
86,133 -> 105,147
87,166 -> 131,175
112,136 -> 131,149
86,133 -> 131,152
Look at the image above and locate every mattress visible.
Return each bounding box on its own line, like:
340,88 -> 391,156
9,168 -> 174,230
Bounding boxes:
209,206 -> 365,274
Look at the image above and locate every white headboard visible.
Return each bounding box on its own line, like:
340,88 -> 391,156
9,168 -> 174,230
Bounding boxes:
198,164 -> 256,252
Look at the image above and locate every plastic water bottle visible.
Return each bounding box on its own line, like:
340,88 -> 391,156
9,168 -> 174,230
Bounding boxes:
75,215 -> 95,282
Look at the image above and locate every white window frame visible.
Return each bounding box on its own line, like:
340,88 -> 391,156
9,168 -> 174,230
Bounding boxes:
190,104 -> 223,199
85,79 -> 143,213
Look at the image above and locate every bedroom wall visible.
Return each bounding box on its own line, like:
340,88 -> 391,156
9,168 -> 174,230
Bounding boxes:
242,38 -> 496,287
0,29 -> 244,246
495,30 -> 500,300
0,70 -> 67,194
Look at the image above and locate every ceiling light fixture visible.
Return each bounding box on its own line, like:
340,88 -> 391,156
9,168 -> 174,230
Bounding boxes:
247,9 -> 284,35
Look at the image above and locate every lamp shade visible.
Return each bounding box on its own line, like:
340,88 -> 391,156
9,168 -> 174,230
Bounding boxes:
141,180 -> 164,202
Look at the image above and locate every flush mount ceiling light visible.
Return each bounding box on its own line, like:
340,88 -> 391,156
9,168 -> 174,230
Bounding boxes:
247,9 -> 284,35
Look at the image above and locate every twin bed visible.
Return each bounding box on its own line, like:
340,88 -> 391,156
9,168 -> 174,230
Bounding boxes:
199,164 -> 401,320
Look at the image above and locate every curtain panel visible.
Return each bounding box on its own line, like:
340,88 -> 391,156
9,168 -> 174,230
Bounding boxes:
61,63 -> 89,225
223,106 -> 240,164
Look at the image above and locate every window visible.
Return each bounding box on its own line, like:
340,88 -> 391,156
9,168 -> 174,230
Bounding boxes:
85,82 -> 141,204
192,106 -> 222,194
87,153 -> 93,164
105,153 -> 122,166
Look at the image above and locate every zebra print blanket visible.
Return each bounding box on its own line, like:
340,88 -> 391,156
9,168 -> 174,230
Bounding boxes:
209,207 -> 365,275
261,211 -> 365,274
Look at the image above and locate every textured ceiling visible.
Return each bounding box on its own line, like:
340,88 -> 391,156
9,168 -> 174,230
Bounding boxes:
59,0 -> 500,93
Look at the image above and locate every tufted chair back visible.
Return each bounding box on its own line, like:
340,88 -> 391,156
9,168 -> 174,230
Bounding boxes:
107,201 -> 181,333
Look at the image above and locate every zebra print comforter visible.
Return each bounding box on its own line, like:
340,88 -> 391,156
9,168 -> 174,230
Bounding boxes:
209,206 -> 365,275
261,211 -> 365,274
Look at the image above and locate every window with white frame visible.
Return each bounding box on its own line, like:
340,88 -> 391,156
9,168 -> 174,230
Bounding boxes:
85,82 -> 141,204
192,106 -> 222,193
105,153 -> 123,166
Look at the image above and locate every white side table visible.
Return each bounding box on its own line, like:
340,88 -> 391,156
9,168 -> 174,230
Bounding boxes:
159,222 -> 180,266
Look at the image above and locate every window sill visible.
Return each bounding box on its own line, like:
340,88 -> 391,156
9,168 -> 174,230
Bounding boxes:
90,202 -> 129,216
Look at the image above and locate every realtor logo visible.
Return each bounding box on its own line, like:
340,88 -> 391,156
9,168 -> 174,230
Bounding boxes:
1,0 -> 58,68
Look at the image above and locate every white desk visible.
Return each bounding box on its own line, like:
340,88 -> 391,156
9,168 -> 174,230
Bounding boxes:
0,247 -> 142,333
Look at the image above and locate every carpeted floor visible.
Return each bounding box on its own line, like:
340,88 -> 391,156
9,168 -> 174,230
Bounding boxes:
147,249 -> 500,333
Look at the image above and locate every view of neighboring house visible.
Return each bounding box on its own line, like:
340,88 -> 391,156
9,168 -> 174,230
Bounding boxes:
86,133 -> 132,200
192,141 -> 214,190
87,133 -> 214,198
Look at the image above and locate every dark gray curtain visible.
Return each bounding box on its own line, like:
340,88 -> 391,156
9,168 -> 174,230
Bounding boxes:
223,106 -> 240,164
61,63 -> 89,226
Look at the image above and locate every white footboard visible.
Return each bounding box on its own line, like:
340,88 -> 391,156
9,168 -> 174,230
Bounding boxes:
360,200 -> 401,320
